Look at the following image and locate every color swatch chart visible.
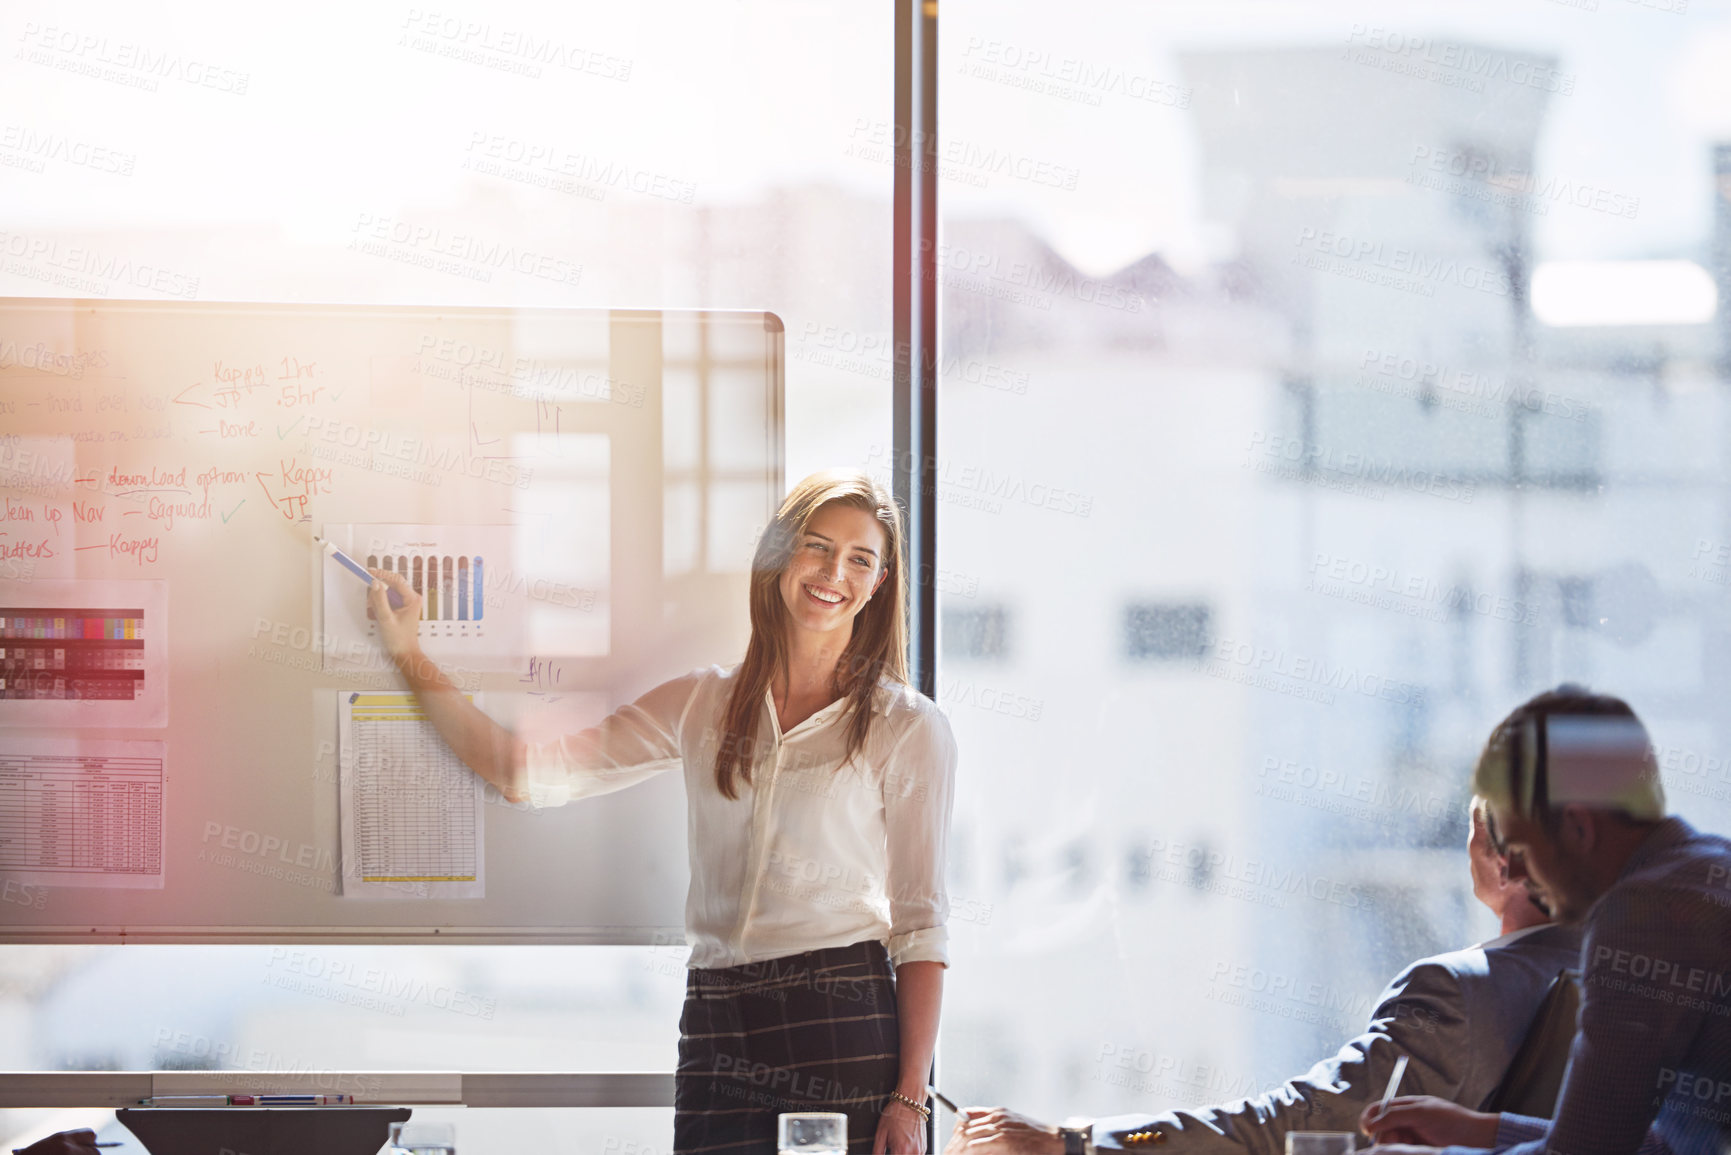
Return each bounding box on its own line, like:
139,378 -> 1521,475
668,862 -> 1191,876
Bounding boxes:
0,747 -> 165,881
366,554 -> 485,625
0,607 -> 147,700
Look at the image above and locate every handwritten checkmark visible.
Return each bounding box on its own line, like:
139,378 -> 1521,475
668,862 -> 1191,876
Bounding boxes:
277,416 -> 306,439
221,499 -> 245,523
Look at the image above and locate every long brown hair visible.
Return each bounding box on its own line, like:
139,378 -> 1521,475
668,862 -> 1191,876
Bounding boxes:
712,470 -> 909,799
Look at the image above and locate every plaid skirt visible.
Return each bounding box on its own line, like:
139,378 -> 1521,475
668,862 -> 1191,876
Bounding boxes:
674,939 -> 901,1155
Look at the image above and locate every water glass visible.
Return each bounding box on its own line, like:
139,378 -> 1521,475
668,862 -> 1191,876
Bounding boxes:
778,1111 -> 847,1155
1286,1134 -> 1356,1155
388,1120 -> 456,1155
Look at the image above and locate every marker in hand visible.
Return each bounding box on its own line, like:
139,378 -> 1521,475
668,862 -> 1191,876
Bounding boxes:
315,537 -> 405,609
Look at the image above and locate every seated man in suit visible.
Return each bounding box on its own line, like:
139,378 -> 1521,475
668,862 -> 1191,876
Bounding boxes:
1362,685 -> 1731,1155
945,798 -> 1581,1154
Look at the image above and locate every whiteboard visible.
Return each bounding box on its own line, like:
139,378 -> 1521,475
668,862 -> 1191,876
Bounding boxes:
0,299 -> 784,943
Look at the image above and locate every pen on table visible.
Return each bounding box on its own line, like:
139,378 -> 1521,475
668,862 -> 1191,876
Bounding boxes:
1378,1053 -> 1410,1116
928,1085 -> 959,1113
314,536 -> 405,609
10,1147 -> 121,1153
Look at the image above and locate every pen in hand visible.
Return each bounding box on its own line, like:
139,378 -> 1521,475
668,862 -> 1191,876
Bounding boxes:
315,536 -> 406,609
1379,1053 -> 1409,1115
927,1085 -> 958,1114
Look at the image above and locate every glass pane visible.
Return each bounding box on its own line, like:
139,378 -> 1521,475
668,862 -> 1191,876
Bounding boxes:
938,0 -> 1731,1129
0,0 -> 891,1130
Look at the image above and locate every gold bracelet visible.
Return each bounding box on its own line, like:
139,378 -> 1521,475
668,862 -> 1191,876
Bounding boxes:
888,1090 -> 932,1121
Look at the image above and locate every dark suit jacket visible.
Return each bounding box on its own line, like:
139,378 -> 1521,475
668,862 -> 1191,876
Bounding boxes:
1093,922 -> 1583,1152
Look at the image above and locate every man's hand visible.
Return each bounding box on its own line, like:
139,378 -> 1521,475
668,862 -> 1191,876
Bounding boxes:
943,1107 -> 1062,1155
16,1130 -> 102,1154
1361,1095 -> 1499,1147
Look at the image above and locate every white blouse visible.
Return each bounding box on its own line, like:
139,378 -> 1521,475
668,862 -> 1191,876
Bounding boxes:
523,664 -> 957,969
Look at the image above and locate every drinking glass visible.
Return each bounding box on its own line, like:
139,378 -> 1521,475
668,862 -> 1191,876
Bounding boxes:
388,1120 -> 456,1155
1285,1134 -> 1357,1155
778,1111 -> 847,1155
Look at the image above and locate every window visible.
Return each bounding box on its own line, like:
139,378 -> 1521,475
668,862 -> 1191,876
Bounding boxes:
937,1 -> 1731,1125
0,3 -> 891,1150
1123,602 -> 1213,661
943,606 -> 1012,660
7,4 -> 1730,1151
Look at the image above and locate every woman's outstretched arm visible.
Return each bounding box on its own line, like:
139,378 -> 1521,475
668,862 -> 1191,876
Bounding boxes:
369,568 -> 529,801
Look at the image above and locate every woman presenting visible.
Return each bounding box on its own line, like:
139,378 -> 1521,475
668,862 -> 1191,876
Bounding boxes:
368,469 -> 957,1155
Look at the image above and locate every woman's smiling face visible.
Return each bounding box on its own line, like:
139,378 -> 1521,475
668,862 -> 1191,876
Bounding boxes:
777,502 -> 888,639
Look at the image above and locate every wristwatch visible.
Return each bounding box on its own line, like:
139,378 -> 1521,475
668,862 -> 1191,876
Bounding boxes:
1058,1118 -> 1094,1155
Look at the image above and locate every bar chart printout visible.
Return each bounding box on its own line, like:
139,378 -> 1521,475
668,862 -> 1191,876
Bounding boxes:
338,692 -> 484,899
320,524 -> 521,673
0,739 -> 167,889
